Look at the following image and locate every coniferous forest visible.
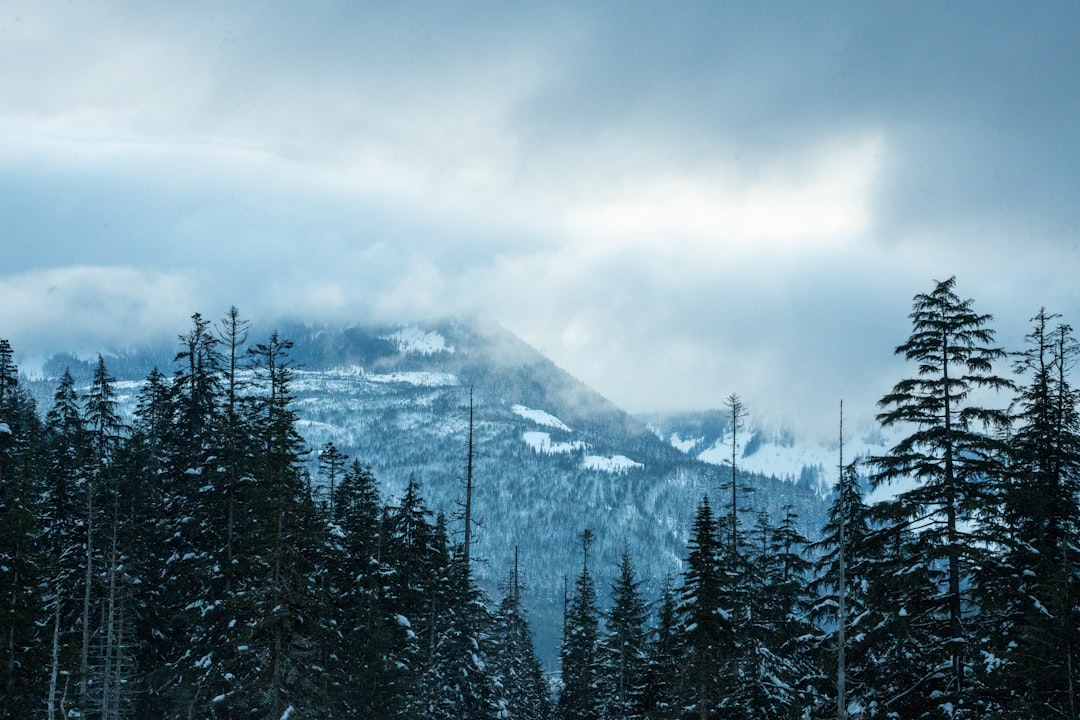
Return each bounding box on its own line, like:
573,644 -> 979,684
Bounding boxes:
2,276 -> 1079,719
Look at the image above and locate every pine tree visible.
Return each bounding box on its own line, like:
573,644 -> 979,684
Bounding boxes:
0,343 -> 49,719
239,332 -> 323,718
641,577 -> 679,720
721,393 -> 752,556
870,276 -> 1012,716
488,548 -> 552,720
40,369 -> 95,711
327,460 -> 399,717
82,355 -> 135,719
420,392 -> 500,720
317,441 -> 347,523
985,310 -> 1080,716
557,529 -> 602,720
742,507 -> 818,718
808,462 -> 874,718
598,546 -> 649,720
385,478 -> 448,717
676,495 -> 737,720
215,305 -> 252,598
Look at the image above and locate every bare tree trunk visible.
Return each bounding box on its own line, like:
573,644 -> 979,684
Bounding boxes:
102,505 -> 119,719
837,400 -> 847,720
48,597 -> 61,720
80,481 -> 94,707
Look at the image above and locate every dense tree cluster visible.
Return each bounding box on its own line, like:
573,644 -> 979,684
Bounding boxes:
0,310 -> 547,719
2,276 -> 1080,719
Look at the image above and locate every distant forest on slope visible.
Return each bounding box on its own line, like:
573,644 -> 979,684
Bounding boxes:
2,276 -> 1080,719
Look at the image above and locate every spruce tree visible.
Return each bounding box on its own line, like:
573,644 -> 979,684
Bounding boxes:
676,495 -> 736,720
808,462 -> 874,718
0,343 -> 49,719
641,577 -> 679,720
986,310 -> 1080,715
328,460 -> 398,717
489,549 -> 552,720
870,276 -> 1011,716
598,547 -> 649,720
741,506 -> 817,718
557,529 -> 602,720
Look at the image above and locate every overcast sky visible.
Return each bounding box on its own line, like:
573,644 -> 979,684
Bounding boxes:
2,1 -> 1079,438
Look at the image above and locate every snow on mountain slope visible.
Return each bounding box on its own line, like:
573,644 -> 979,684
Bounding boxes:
512,404 -> 572,431
25,317 -> 831,668
582,454 -> 644,473
522,431 -> 585,454
384,326 -> 454,355
648,410 -> 896,497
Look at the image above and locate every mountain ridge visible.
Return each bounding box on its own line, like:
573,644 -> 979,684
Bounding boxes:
20,314 -> 832,666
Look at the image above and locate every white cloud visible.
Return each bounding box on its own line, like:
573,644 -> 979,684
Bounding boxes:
0,266 -> 197,360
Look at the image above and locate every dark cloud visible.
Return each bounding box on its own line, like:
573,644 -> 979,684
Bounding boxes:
1,1 -> 1078,436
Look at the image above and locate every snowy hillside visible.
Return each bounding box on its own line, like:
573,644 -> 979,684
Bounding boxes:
642,409 -> 894,498
25,317 -> 831,666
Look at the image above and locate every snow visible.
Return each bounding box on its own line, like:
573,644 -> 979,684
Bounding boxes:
523,431 -> 585,455
0,422 -> 10,435
384,326 -> 454,355
512,404 -> 571,431
669,432 -> 700,453
582,454 -> 643,473
687,421 -> 899,495
280,706 -> 295,720
366,371 -> 459,387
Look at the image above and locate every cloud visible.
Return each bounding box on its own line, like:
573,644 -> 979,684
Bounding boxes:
1,1 -> 1078,438
0,266 -> 197,362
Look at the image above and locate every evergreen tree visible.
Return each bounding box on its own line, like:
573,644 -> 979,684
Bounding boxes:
808,462 -> 874,718
870,276 -> 1012,716
742,507 -> 818,718
327,460 -> 399,717
215,305 -> 253,598
598,547 -> 649,720
557,529 -> 602,720
489,549 -> 552,720
41,369 -> 94,711
0,343 -> 49,719
125,366 -> 178,716
676,495 -> 737,720
984,310 -> 1080,716
237,332 -> 323,718
641,577 -> 679,720
317,441 -> 347,523
82,354 -> 136,719
384,478 -> 449,717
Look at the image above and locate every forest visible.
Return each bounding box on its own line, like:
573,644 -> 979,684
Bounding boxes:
1,276 -> 1079,720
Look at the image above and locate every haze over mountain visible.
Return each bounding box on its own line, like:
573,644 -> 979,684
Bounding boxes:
23,315 -> 840,664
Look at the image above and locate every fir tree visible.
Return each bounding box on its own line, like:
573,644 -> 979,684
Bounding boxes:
985,310 -> 1080,716
0,344 -> 49,719
677,495 -> 737,720
808,462 -> 874,718
641,576 -> 679,720
327,460 -> 398,717
870,276 -> 1012,716
558,529 -> 602,720
598,547 -> 649,720
489,548 -> 552,720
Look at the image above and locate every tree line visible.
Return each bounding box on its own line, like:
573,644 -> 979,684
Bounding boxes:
2,276 -> 1079,719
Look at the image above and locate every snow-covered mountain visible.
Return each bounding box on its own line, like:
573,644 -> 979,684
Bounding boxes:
24,316 -> 832,666
640,409 -> 895,499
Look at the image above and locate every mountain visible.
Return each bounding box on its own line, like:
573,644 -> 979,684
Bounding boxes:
639,408 -> 895,499
23,315 -> 832,666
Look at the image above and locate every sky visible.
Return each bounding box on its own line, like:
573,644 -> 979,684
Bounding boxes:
2,1 -> 1079,439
